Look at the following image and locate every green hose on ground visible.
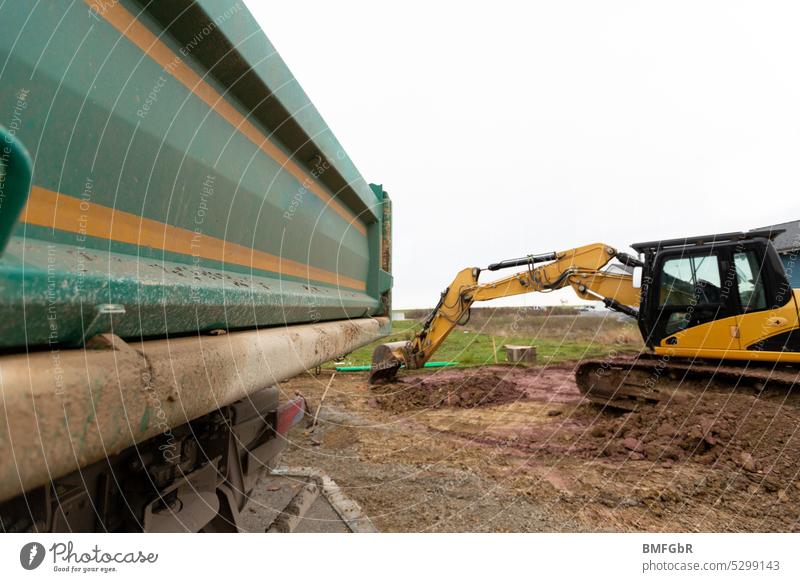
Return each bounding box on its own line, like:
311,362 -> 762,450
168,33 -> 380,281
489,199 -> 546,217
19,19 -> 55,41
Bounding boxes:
335,362 -> 458,372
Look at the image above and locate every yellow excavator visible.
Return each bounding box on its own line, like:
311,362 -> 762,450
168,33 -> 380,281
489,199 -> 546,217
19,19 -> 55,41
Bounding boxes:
370,229 -> 800,410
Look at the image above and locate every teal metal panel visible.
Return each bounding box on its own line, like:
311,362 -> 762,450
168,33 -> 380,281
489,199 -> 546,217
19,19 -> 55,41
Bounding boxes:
0,0 -> 392,349
192,0 -> 382,222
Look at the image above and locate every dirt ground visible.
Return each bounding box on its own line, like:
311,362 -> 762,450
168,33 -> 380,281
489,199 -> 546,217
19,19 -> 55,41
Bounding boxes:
278,364 -> 800,532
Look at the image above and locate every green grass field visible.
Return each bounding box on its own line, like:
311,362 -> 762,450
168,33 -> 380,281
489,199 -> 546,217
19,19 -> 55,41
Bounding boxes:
335,310 -> 643,368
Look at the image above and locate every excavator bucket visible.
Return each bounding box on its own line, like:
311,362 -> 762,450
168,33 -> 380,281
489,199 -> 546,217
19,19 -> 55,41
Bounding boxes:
368,341 -> 410,384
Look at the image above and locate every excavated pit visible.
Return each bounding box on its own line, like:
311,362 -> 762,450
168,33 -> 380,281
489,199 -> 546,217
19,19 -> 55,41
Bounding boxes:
370,365 -> 580,412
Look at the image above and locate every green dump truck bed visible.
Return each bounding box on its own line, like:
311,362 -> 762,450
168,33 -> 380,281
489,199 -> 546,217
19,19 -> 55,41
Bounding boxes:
0,0 -> 392,349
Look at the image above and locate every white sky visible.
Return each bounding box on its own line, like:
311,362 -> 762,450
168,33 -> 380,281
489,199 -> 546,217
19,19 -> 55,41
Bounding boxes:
246,1 -> 800,309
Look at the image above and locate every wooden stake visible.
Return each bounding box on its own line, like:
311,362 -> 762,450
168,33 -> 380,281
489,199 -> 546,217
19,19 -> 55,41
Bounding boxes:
312,371 -> 336,428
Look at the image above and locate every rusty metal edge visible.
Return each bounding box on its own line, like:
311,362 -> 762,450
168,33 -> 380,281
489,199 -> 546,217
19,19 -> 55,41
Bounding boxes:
0,317 -> 388,503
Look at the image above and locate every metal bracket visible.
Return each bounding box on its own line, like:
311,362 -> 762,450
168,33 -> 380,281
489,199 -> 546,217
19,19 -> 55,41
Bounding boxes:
82,303 -> 126,344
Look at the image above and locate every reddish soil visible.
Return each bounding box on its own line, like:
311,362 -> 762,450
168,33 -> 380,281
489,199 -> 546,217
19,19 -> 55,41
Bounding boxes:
371,365 -> 581,412
373,373 -> 530,411
278,364 -> 800,532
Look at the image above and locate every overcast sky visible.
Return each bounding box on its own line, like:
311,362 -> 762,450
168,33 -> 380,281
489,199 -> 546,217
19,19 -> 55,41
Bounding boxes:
246,1 -> 800,308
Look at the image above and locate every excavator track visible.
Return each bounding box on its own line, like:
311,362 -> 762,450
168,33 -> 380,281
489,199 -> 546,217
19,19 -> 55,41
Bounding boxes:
576,354 -> 800,412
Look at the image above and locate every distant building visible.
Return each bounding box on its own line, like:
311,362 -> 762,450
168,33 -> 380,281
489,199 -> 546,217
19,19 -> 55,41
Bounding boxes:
756,220 -> 800,287
391,310 -> 406,321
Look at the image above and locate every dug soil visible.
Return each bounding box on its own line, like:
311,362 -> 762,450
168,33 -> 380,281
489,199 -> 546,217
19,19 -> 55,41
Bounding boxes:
276,364 -> 800,532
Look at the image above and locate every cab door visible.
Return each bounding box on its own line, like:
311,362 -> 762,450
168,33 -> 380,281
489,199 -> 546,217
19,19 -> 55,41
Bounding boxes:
647,247 -> 741,354
733,242 -> 800,353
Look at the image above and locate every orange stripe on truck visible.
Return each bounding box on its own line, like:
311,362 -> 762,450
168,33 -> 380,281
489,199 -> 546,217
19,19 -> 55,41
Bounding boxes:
22,186 -> 366,291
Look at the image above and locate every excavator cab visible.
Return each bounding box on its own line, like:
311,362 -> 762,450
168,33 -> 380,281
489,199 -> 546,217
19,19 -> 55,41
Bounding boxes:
634,230 -> 798,356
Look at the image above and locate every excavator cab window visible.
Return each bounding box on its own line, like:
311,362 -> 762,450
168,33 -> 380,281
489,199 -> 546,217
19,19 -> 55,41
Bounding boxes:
733,250 -> 768,312
659,255 -> 723,307
656,253 -> 728,336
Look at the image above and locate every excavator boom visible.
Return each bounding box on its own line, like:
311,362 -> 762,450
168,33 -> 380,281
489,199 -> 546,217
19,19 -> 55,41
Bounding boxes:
369,243 -> 640,383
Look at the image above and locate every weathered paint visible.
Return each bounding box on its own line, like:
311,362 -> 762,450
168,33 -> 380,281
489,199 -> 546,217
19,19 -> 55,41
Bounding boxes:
0,317 -> 389,503
0,0 -> 392,348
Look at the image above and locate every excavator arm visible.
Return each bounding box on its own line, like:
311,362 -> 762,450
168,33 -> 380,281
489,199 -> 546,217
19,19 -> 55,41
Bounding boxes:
369,243 -> 642,383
